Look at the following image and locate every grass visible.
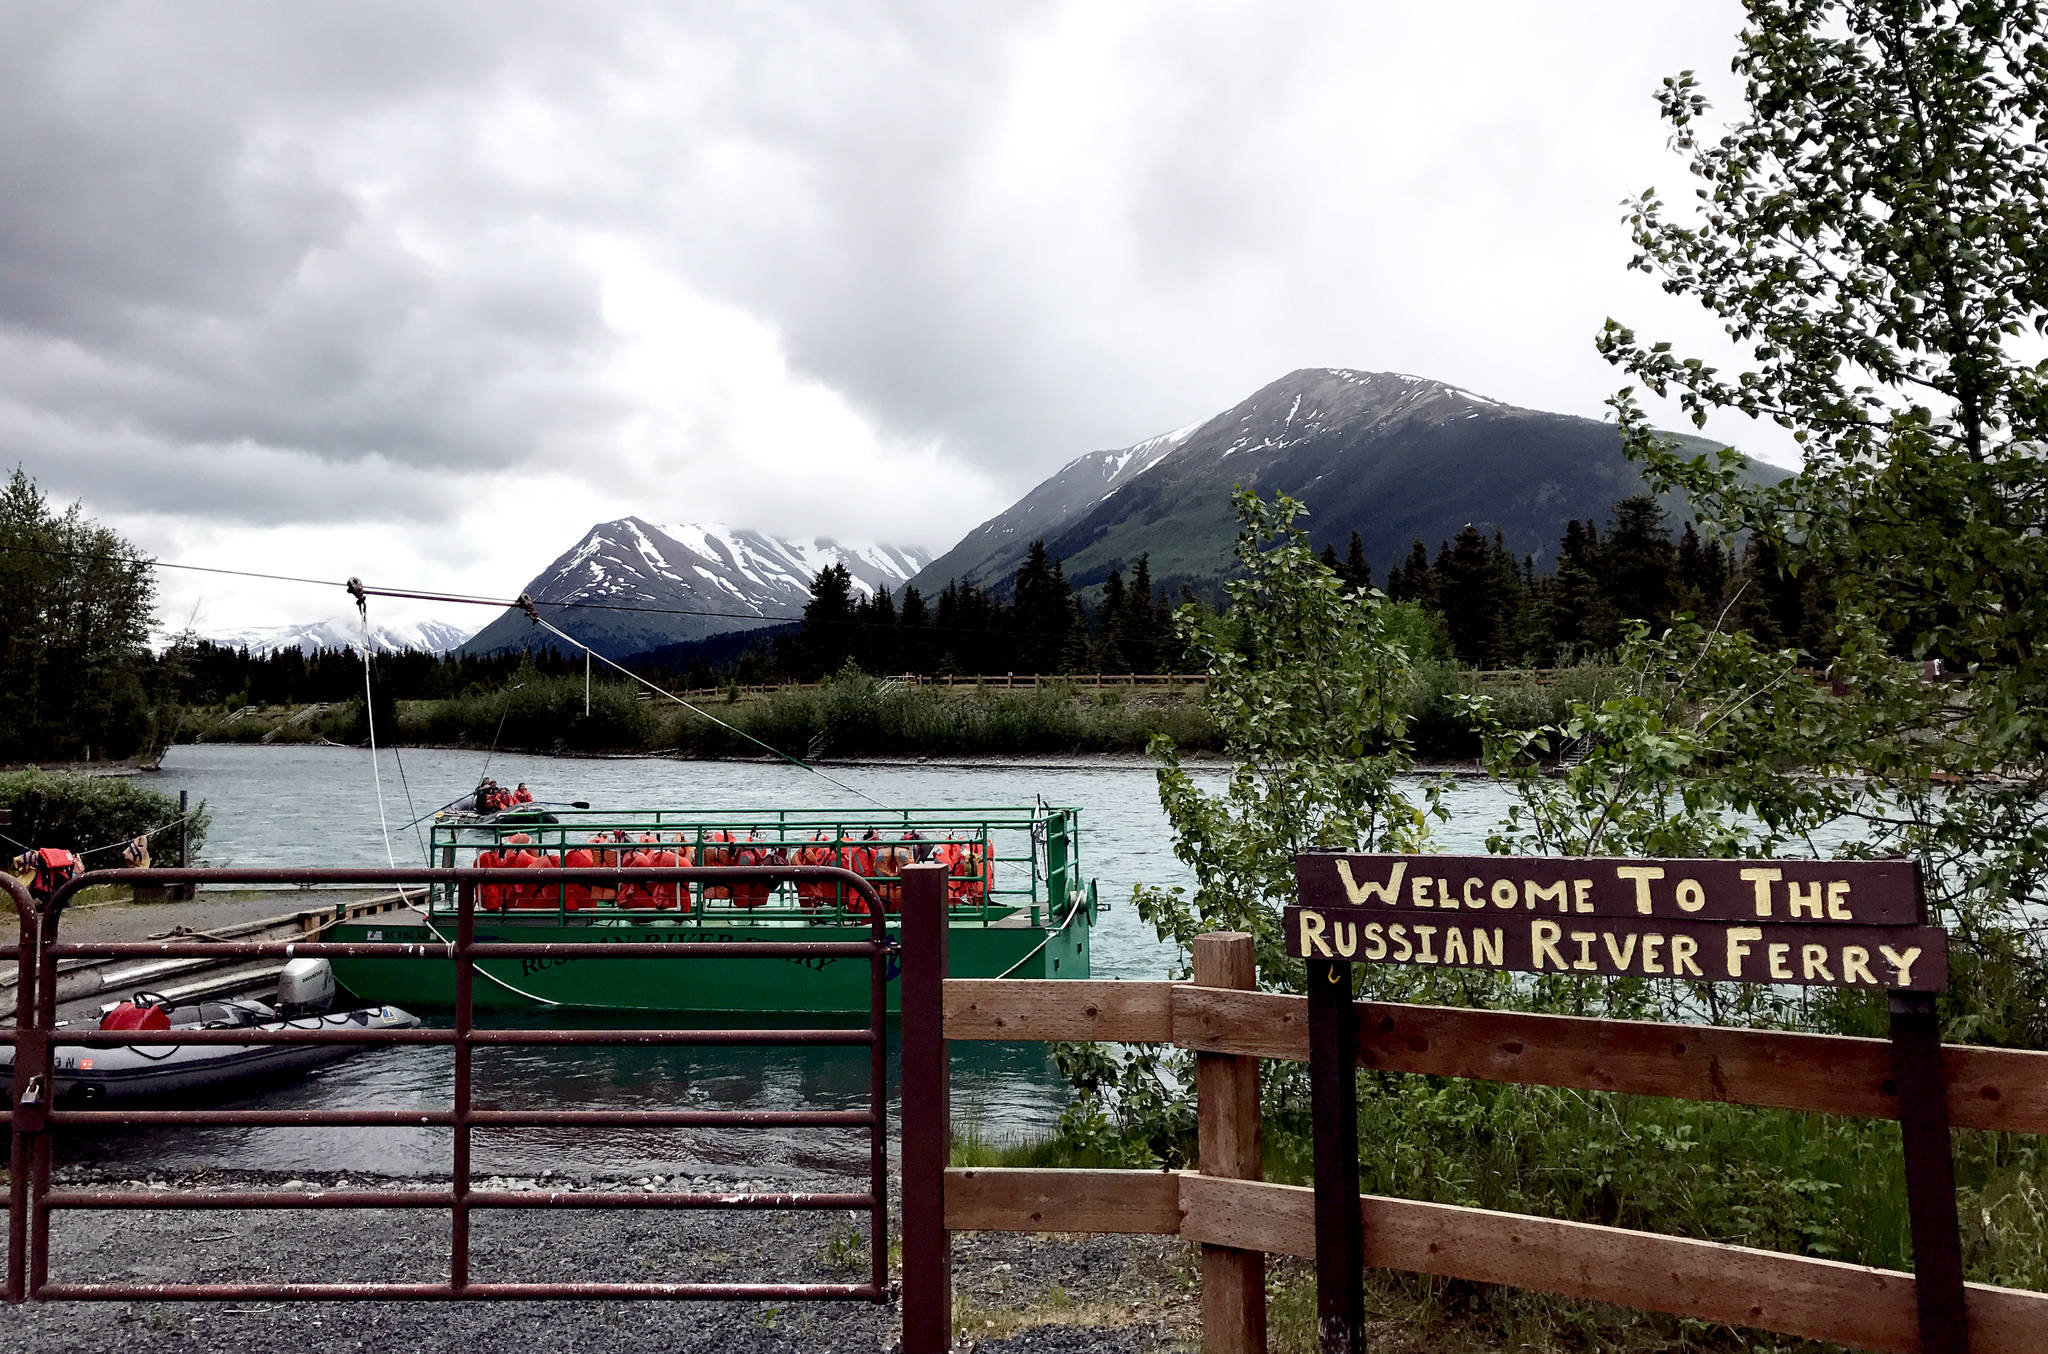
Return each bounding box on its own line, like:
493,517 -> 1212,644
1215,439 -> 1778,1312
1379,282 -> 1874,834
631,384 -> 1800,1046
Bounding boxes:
951,1287 -> 1146,1345
951,1121 -> 1152,1171
184,665 -> 1620,762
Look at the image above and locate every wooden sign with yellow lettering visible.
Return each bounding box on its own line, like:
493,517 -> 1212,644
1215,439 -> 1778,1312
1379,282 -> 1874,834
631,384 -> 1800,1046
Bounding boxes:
1287,853 -> 1946,991
1296,853 -> 1923,925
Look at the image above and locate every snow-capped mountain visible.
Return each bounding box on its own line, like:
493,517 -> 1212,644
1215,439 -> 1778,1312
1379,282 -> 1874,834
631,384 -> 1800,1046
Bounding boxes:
462,519 -> 931,659
203,616 -> 474,657
909,367 -> 1778,599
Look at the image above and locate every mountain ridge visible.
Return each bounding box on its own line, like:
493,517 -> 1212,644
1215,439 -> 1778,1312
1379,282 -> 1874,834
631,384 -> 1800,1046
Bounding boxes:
201,616 -> 475,657
461,519 -> 929,659
910,367 -> 1781,599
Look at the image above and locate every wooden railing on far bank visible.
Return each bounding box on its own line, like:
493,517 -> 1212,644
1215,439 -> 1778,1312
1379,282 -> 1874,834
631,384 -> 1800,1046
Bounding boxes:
889,865 -> 2048,1354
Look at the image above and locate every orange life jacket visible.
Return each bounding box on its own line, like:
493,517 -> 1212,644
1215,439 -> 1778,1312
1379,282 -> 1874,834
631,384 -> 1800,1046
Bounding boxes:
833,838 -> 878,914
652,847 -> 691,912
498,835 -> 537,909
730,836 -> 773,909
474,848 -> 506,911
794,835 -> 837,907
525,852 -> 566,911
700,830 -> 735,900
932,840 -> 966,904
615,847 -> 649,910
561,848 -> 598,911
958,840 -> 992,903
871,836 -> 917,914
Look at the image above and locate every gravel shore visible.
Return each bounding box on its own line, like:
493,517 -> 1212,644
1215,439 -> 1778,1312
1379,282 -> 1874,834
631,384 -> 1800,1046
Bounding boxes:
0,1166 -> 1198,1353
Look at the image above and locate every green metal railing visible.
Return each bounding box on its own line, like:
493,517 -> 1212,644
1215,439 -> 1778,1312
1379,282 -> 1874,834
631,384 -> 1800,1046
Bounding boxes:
421,806 -> 1088,931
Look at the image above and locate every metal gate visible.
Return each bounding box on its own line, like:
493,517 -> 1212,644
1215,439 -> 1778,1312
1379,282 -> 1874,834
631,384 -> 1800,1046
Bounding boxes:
5,864 -> 892,1303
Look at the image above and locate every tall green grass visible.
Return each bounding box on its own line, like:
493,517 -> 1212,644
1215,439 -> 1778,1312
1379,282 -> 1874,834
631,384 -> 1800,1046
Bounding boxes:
188,665 -> 1618,761
398,675 -> 656,752
663,674 -> 1218,758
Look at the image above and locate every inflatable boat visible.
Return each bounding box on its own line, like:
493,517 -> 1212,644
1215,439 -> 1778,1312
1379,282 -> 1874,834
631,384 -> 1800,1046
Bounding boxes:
3,959 -> 421,1104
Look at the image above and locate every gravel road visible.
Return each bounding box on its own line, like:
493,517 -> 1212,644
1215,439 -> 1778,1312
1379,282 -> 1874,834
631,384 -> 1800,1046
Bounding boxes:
0,1166 -> 1198,1353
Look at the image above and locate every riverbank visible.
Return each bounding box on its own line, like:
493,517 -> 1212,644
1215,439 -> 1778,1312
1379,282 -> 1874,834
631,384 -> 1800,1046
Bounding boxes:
180,663 -> 1615,765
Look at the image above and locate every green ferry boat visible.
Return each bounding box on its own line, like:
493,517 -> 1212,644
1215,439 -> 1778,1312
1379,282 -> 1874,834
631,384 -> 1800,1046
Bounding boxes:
324,805 -> 1096,1014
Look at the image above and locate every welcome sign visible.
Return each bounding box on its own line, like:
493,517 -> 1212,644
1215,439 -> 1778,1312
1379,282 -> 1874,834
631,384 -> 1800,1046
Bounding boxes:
1286,853 -> 1946,991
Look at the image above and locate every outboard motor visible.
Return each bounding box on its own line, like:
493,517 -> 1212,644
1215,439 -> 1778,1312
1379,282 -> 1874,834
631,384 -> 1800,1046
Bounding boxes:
276,957 -> 336,1017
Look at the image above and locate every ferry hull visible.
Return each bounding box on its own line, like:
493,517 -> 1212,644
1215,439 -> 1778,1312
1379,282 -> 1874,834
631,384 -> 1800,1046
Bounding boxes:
325,912 -> 1090,1014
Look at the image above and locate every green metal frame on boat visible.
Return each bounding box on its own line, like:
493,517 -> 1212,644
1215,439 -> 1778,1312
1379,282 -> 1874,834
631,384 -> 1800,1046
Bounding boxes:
422,804 -> 1084,925
323,805 -> 1097,1014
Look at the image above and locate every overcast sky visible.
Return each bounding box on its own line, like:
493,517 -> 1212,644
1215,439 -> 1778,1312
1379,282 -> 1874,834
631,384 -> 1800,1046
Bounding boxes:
2,0 -> 1782,638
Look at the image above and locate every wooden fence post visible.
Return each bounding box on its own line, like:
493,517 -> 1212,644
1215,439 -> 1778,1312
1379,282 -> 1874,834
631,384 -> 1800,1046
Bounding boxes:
1308,957 -> 1363,1354
900,863 -> 953,1352
1889,990 -> 1970,1354
1195,932 -> 1266,1353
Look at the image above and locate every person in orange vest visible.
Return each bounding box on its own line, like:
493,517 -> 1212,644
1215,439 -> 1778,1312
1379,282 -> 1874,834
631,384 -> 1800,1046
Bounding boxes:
513,783 -> 533,805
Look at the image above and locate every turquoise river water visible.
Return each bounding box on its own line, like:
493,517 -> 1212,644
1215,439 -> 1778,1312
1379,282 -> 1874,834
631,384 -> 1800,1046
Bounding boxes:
62,743 -> 1523,1180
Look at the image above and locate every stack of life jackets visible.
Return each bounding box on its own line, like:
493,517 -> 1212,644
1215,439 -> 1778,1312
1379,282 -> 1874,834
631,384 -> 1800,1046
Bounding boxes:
869,832 -> 923,913
933,838 -> 993,906
792,832 -> 842,909
834,835 -> 879,914
473,834 -> 573,911
617,833 -> 692,912
698,830 -> 736,901
727,833 -> 784,909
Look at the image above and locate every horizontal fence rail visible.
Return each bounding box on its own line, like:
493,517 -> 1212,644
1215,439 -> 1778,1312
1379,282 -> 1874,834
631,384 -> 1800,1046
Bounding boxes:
910,955 -> 2048,1353
6,865 -> 895,1306
946,979 -> 2048,1134
943,1168 -> 2048,1354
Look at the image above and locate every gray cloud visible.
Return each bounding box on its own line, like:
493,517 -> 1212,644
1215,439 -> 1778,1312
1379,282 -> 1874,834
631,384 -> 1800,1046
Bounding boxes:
0,0 -> 1776,630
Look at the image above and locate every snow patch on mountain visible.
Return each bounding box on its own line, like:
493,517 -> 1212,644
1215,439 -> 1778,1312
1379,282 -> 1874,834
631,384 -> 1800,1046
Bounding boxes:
205,616 -> 475,656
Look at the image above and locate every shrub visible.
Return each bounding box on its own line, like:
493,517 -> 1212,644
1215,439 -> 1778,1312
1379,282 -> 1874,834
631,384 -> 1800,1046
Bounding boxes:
0,769 -> 208,868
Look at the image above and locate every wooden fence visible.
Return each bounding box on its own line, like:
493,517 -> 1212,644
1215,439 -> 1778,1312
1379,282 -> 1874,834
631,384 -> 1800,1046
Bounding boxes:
891,866 -> 2048,1353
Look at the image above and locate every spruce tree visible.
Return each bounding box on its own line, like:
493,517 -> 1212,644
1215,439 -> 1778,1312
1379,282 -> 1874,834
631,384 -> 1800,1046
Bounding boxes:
1600,495 -> 1679,632
1435,526 -> 1499,665
1344,531 -> 1370,591
800,564 -> 858,676
1128,556 -> 1162,672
